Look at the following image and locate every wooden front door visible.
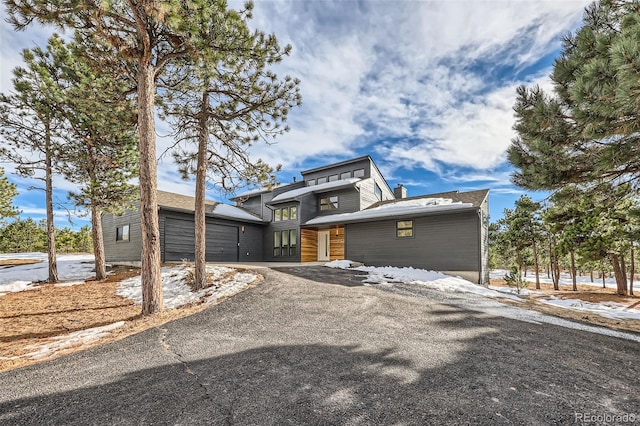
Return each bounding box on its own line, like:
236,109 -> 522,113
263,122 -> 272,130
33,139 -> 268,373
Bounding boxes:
317,230 -> 330,261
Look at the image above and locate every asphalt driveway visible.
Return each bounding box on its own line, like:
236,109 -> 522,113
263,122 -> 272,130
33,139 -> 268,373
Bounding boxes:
1,268 -> 639,425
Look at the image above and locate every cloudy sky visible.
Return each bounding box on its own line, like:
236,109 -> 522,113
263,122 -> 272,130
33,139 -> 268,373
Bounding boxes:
0,0 -> 592,228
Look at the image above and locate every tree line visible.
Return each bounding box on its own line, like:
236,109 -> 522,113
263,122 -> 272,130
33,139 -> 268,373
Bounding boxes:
491,192 -> 638,296
0,218 -> 93,254
1,0 -> 300,315
504,0 -> 640,297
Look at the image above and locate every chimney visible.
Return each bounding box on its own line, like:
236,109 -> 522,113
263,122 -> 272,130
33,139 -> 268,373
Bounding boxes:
394,183 -> 407,199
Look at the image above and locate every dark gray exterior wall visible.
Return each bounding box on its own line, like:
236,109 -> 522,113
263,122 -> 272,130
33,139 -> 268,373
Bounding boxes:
345,211 -> 482,283
302,158 -> 371,183
160,210 -> 264,262
263,201 -> 301,262
314,188 -> 360,217
102,207 -> 142,262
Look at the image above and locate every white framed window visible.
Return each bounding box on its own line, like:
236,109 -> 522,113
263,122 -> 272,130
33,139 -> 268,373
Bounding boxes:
317,176 -> 328,184
274,209 -> 282,221
290,206 -> 298,220
116,224 -> 130,242
340,171 -> 351,180
353,168 -> 365,178
328,174 -> 339,182
307,179 -> 316,186
374,183 -> 382,201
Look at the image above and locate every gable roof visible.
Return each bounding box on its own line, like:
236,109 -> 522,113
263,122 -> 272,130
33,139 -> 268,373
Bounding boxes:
157,190 -> 265,223
300,155 -> 372,175
304,196 -> 477,226
268,178 -> 362,204
367,189 -> 489,210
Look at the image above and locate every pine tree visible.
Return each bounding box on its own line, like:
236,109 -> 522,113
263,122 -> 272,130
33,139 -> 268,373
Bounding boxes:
0,167 -> 19,221
4,0 -> 283,314
43,34 -> 138,281
0,217 -> 47,253
0,45 -> 64,282
508,0 -> 640,189
163,16 -> 301,289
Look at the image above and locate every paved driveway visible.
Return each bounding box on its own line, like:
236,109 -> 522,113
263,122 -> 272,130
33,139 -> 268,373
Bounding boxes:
1,268 -> 639,425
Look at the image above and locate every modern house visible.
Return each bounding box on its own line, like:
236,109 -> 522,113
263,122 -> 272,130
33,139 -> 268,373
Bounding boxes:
102,155 -> 490,283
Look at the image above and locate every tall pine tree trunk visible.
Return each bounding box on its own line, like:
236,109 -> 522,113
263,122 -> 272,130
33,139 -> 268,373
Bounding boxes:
91,202 -> 106,280
44,120 -> 58,283
532,238 -> 540,290
138,62 -> 163,315
630,247 -> 635,296
570,250 -> 577,291
193,90 -> 209,290
620,255 -> 628,287
610,253 -> 627,296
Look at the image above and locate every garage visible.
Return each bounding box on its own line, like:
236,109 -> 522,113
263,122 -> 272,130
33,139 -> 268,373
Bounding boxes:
164,216 -> 239,262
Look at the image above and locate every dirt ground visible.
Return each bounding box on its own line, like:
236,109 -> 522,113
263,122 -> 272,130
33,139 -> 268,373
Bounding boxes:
1,261 -> 639,373
0,264 -> 260,373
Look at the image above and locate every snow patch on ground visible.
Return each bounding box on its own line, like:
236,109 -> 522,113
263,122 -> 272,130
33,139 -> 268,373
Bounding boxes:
488,285 -> 538,296
0,253 -> 97,295
117,264 -> 257,309
490,269 -> 621,290
328,262 -> 522,301
21,322 -> 126,360
540,296 -> 640,320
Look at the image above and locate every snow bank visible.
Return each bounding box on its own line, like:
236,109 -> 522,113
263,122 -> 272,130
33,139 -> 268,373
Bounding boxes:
540,296 -> 640,320
328,262 -> 522,301
117,264 -> 257,309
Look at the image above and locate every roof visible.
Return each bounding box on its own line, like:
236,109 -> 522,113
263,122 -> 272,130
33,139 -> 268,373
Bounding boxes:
157,190 -> 265,223
229,187 -> 271,201
304,192 -> 486,226
368,189 -> 489,210
301,155 -> 372,176
268,178 -> 362,204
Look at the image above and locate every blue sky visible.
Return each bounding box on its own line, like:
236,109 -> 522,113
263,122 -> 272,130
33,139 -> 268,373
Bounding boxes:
0,0 -> 592,229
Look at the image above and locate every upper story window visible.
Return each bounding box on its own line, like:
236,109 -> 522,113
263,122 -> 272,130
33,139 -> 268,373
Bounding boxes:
353,168 -> 365,178
317,176 -> 328,184
396,220 -> 414,238
328,174 -> 339,182
116,224 -> 130,242
307,179 -> 316,186
273,206 -> 297,222
374,183 -> 382,201
340,171 -> 351,180
320,196 -> 338,211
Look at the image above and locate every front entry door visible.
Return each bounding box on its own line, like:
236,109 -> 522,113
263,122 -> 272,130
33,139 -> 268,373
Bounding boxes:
318,230 -> 330,261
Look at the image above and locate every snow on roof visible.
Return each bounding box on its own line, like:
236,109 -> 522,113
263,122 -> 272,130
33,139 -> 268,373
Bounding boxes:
270,178 -> 361,204
305,197 -> 474,225
230,187 -> 272,200
211,203 -> 265,222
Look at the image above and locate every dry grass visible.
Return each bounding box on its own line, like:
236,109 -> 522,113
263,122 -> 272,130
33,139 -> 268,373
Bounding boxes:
0,259 -> 43,267
491,278 -> 640,334
0,265 -> 261,373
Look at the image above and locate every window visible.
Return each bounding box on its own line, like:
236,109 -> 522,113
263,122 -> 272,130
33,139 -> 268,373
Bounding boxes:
374,183 -> 382,201
274,229 -> 297,257
340,171 -> 351,180
328,174 -> 339,182
273,231 -> 281,256
320,196 -> 338,211
353,168 -> 365,178
307,179 -> 316,186
274,209 -> 282,221
290,206 -> 298,220
282,207 -> 289,221
116,224 -> 130,242
396,220 -> 414,238
289,229 -> 297,256
317,176 -> 327,184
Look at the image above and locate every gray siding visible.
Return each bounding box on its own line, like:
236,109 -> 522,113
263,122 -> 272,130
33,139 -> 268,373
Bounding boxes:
302,158 -> 371,183
314,188 -> 360,217
239,196 -> 263,218
263,201 -> 301,262
345,211 -> 481,283
479,198 -> 490,284
160,210 -> 263,262
369,164 -> 394,201
102,208 -> 142,262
